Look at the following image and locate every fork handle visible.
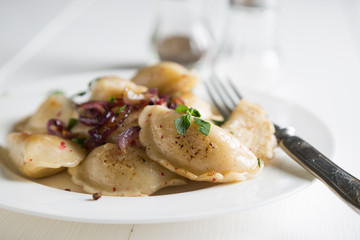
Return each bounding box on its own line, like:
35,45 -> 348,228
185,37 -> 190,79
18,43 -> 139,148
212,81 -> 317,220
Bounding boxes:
279,135 -> 360,213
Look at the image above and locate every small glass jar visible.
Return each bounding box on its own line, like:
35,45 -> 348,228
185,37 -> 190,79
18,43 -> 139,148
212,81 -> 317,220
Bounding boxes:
150,0 -> 213,70
214,0 -> 281,90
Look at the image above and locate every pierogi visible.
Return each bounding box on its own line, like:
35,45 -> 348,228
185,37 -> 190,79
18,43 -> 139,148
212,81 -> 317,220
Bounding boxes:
131,62 -> 198,95
222,100 -> 277,161
5,62 -> 276,197
15,94 -> 78,133
68,144 -> 186,196
180,92 -> 223,122
90,76 -> 147,100
7,133 -> 87,178
138,105 -> 263,182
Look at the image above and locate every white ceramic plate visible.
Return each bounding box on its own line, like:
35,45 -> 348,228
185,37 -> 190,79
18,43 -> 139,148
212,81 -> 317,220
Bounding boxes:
0,71 -> 334,224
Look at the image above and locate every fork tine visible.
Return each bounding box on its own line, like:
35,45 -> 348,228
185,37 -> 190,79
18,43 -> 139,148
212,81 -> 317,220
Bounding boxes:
210,75 -> 237,111
204,81 -> 229,117
208,75 -> 233,115
226,77 -> 243,101
205,75 -> 246,118
212,75 -> 238,109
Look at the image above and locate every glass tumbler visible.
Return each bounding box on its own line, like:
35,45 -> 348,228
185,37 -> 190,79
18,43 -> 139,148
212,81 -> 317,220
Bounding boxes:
150,0 -> 213,70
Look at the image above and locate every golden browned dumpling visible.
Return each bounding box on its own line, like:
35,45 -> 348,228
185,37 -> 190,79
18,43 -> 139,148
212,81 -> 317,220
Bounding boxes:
138,105 -> 262,183
68,144 -> 186,196
7,133 -> 87,178
222,99 -> 277,161
15,94 -> 78,133
131,62 -> 199,95
90,76 -> 147,100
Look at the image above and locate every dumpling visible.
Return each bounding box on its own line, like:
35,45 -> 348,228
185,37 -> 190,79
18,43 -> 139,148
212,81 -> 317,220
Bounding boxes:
138,105 -> 262,183
90,76 -> 147,100
68,143 -> 186,196
180,92 -> 223,121
106,109 -> 142,144
222,99 -> 277,161
6,133 -> 87,178
15,94 -> 78,133
131,62 -> 199,95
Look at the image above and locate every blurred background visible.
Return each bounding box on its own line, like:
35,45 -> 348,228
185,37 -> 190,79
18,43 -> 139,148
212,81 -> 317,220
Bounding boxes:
1,0 -> 360,90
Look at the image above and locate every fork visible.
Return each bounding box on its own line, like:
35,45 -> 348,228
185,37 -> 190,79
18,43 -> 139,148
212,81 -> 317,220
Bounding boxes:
205,75 -> 360,213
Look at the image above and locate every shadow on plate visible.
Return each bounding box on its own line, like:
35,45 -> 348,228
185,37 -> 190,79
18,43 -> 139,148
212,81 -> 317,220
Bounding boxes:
0,146 -> 28,182
266,149 -> 314,182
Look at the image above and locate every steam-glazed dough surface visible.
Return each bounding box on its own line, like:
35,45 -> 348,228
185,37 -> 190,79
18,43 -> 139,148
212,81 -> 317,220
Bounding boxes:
7,133 -> 87,178
15,94 -> 78,133
222,100 -> 277,161
131,62 -> 199,95
90,76 -> 148,100
138,105 -> 262,182
68,144 -> 186,196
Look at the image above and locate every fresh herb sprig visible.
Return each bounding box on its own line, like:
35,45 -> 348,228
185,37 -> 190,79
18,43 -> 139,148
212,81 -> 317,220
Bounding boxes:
72,77 -> 100,99
174,105 -> 211,136
118,105 -> 126,114
72,137 -> 86,148
67,118 -> 78,130
108,96 -> 115,102
48,90 -> 65,96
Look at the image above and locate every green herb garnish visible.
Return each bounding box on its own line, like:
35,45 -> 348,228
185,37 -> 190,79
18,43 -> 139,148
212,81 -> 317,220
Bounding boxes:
174,104 -> 188,113
174,115 -> 191,135
212,119 -> 225,126
257,158 -> 261,168
174,104 -> 211,136
88,77 -> 101,89
67,118 -> 78,130
194,118 -> 211,136
108,96 -> 115,102
72,137 -> 86,148
72,77 -> 100,99
118,105 -> 126,114
48,90 -> 64,96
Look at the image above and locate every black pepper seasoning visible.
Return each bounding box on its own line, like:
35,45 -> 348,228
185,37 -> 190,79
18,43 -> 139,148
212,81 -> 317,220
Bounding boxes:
92,193 -> 102,200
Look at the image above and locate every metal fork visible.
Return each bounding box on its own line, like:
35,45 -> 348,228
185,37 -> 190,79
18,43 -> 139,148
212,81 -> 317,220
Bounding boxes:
205,75 -> 360,213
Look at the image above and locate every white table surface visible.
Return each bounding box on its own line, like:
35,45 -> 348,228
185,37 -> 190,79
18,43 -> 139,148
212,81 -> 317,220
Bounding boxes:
0,0 -> 359,239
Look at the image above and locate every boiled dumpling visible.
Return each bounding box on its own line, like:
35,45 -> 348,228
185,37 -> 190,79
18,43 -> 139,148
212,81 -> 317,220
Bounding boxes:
131,62 -> 199,95
106,109 -> 142,144
138,105 -> 262,183
90,76 -> 148,100
15,94 -> 78,133
180,92 -> 223,121
222,99 -> 277,161
7,133 -> 87,178
68,143 -> 186,196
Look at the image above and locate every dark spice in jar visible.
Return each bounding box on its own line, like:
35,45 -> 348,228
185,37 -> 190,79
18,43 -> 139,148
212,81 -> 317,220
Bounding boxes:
156,36 -> 205,66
